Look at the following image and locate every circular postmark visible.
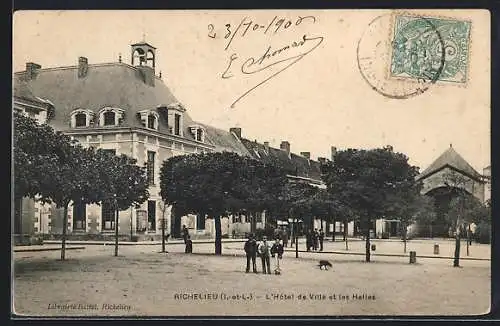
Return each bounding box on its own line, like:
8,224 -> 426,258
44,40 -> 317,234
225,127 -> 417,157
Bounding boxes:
357,12 -> 446,99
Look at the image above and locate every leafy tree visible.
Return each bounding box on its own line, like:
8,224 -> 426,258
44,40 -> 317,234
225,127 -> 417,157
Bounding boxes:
322,146 -> 420,262
40,145 -> 106,260
330,199 -> 357,250
160,152 -> 287,255
440,170 -> 477,266
230,157 -> 288,232
14,113 -> 105,259
93,149 -> 149,256
13,113 -> 75,231
412,195 -> 437,237
14,113 -> 149,259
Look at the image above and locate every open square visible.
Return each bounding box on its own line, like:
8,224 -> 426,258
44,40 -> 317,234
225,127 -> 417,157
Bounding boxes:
13,239 -> 490,316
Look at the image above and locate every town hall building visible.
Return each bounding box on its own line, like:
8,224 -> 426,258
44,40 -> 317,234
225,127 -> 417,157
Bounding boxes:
13,41 -> 329,242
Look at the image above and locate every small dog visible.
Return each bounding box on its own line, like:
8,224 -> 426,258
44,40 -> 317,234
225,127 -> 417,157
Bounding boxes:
318,260 -> 332,270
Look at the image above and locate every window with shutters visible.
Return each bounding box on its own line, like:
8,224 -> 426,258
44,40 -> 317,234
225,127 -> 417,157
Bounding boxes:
101,201 -> 115,230
73,200 -> 86,230
147,151 -> 156,185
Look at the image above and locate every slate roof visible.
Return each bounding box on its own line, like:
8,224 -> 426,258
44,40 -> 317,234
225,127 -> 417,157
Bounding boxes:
12,62 -> 250,156
199,124 -> 251,156
13,80 -> 53,107
418,146 -> 483,181
239,138 -> 322,181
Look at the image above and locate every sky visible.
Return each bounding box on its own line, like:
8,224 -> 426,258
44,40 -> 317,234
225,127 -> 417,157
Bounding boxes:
12,10 -> 491,173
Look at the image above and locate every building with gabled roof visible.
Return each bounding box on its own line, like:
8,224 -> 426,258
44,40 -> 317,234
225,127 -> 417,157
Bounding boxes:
408,144 -> 490,238
418,144 -> 486,203
13,40 -> 252,240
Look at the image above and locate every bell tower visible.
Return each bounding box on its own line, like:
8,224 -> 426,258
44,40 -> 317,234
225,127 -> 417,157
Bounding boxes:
131,41 -> 156,69
131,40 -> 156,86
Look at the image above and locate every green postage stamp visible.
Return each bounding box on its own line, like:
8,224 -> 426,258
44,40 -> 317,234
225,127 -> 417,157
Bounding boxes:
390,14 -> 471,84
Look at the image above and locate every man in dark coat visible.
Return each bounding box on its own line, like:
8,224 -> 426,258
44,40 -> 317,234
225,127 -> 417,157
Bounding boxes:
244,233 -> 258,273
182,225 -> 190,244
319,228 -> 325,251
258,236 -> 272,274
313,228 -> 319,251
306,230 -> 312,251
185,235 -> 193,253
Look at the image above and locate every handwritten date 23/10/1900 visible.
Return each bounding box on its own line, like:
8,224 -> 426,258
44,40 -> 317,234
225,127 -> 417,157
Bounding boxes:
207,15 -> 324,108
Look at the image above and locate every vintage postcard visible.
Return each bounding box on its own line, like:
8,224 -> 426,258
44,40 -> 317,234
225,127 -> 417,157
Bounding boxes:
12,9 -> 491,317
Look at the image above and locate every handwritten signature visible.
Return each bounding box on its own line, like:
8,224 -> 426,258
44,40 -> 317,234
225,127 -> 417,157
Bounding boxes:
221,34 -> 324,108
208,15 -> 323,108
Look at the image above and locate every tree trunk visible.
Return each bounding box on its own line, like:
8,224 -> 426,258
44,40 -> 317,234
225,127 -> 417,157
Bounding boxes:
61,204 -> 69,261
130,210 -> 133,242
403,221 -> 407,254
214,215 -> 222,255
331,217 -> 335,241
453,201 -> 462,267
365,217 -> 371,262
466,224 -> 471,256
295,219 -> 299,258
344,220 -> 348,250
252,211 -> 257,233
114,208 -> 119,257
161,206 -> 166,253
453,234 -> 461,267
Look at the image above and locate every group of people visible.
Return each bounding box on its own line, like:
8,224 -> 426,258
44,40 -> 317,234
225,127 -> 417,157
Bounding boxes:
306,228 -> 325,251
244,234 -> 284,274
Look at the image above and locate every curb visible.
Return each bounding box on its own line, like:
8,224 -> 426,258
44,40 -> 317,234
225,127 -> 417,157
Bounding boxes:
42,239 -> 246,246
14,246 -> 86,253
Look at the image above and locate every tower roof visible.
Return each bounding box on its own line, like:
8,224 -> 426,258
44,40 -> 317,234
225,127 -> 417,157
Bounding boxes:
419,146 -> 482,180
131,41 -> 156,49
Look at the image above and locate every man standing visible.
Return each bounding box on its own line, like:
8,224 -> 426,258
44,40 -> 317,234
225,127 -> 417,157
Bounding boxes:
182,225 -> 189,244
312,228 -> 319,251
258,236 -> 272,274
306,230 -> 312,251
244,233 -> 258,273
271,238 -> 284,274
319,228 -> 325,251
282,228 -> 289,248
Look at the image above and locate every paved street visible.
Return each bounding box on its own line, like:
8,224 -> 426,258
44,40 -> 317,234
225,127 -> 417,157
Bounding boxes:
13,239 -> 490,317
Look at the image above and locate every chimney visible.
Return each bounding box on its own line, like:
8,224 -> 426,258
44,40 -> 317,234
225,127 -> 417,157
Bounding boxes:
331,146 -> 337,161
318,157 -> 326,165
300,152 -> 311,160
26,62 -> 41,80
78,57 -> 88,78
230,127 -> 242,139
264,141 -> 270,153
280,141 -> 290,154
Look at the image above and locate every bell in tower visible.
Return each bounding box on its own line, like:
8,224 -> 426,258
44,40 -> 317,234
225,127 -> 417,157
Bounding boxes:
131,40 -> 157,86
131,41 -> 156,70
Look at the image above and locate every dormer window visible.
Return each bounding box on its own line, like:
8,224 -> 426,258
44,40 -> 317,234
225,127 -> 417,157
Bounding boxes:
166,102 -> 185,136
196,128 -> 203,141
70,109 -> 94,128
75,113 -> 87,127
98,107 -> 124,127
103,111 -> 115,126
138,109 -> 159,130
189,124 -> 206,142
